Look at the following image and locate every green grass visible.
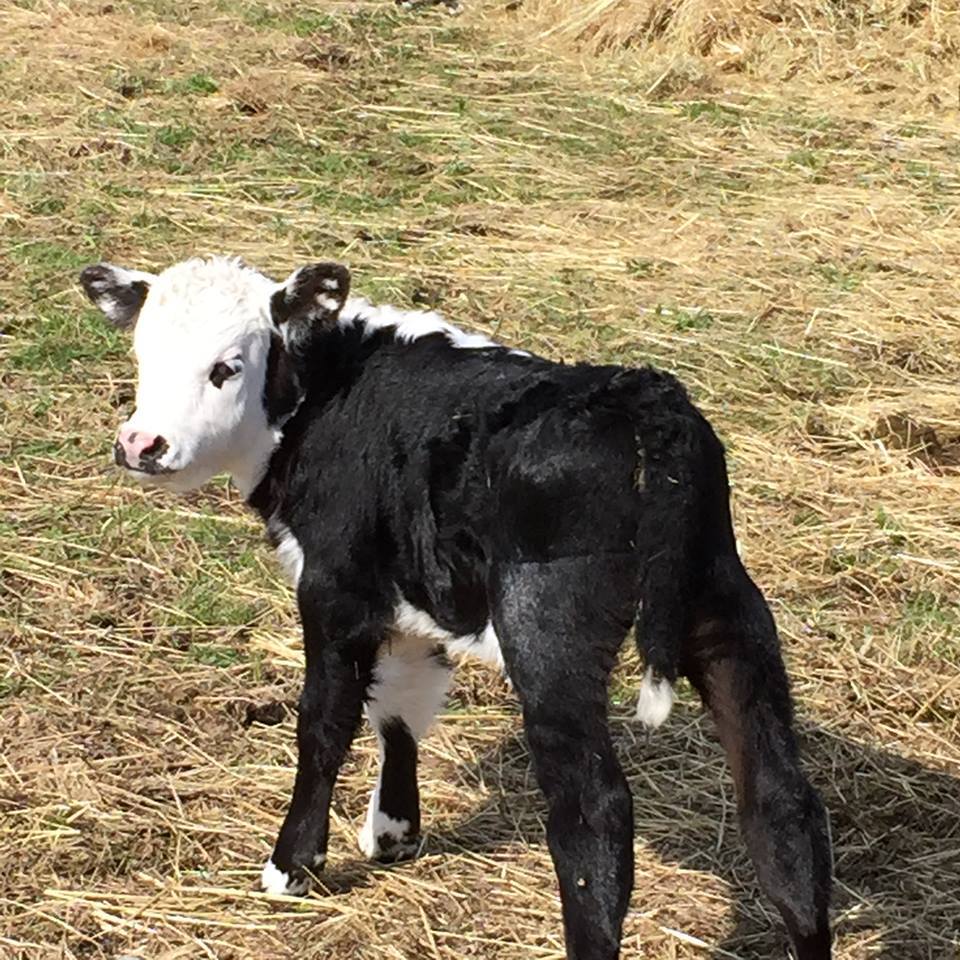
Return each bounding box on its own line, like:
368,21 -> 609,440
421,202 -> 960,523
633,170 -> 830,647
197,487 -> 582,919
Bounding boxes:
679,100 -> 742,125
165,72 -> 220,96
8,307 -> 124,373
653,305 -> 715,332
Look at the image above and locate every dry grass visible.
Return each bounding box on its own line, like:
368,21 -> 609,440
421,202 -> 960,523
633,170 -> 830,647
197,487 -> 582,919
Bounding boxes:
511,0 -> 960,112
2,0 -> 960,957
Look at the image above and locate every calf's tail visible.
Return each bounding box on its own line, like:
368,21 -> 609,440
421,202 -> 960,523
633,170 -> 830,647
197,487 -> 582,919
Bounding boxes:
619,371 -> 735,728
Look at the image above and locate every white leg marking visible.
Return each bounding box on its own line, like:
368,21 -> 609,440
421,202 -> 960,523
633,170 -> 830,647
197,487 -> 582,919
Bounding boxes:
635,666 -> 675,729
368,631 -> 452,740
359,631 -> 451,860
260,858 -> 312,896
358,789 -> 415,860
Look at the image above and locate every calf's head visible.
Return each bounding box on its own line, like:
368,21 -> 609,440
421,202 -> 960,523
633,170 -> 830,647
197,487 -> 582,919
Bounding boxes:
80,257 -> 350,495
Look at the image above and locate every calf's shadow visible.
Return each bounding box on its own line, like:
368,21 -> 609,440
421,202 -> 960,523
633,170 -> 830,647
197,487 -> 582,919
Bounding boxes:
418,705 -> 960,959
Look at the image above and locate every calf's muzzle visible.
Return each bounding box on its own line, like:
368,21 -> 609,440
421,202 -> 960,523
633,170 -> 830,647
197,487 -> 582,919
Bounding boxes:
115,428 -> 170,473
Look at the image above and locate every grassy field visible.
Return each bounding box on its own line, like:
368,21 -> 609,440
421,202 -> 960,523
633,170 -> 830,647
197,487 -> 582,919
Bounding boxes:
2,0 -> 960,957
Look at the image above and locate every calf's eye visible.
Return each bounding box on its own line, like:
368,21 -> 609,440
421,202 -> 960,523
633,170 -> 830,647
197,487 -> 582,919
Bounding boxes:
210,361 -> 239,389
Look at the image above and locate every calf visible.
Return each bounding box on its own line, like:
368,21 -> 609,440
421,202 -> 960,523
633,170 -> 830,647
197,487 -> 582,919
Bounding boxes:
80,256 -> 833,959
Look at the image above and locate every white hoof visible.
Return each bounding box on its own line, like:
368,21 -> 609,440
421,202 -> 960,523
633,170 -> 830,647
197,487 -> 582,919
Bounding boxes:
260,857 -> 320,896
358,802 -> 419,862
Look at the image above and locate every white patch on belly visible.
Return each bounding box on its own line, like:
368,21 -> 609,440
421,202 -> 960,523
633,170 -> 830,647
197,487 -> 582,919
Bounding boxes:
446,620 -> 505,671
274,523 -> 304,587
393,600 -> 457,643
393,600 -> 505,671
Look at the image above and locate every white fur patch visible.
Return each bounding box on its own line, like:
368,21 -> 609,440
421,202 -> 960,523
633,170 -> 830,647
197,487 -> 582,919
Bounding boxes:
393,600 -> 506,671
445,620 -> 506,671
358,613 -> 511,862
359,631 -> 452,860
393,601 -> 458,645
260,858 -> 311,896
274,523 -> 304,587
368,631 -> 451,740
635,667 -> 675,729
120,257 -> 283,496
98,294 -> 123,325
358,798 -> 416,860
340,299 -> 498,351
317,294 -> 340,312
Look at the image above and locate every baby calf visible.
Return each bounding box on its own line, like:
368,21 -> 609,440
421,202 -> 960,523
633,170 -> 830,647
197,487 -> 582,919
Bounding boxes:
81,256 -> 832,959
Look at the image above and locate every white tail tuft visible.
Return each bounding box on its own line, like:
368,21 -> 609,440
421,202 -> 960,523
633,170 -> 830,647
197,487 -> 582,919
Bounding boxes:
635,667 -> 674,729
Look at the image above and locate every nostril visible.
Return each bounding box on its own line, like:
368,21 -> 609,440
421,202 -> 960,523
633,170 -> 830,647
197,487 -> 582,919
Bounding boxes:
113,439 -> 129,467
140,435 -> 169,463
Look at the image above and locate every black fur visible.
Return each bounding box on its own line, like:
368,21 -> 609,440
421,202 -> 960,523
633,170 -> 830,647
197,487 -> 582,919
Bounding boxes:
249,312 -> 833,959
375,717 -> 421,859
262,333 -> 300,426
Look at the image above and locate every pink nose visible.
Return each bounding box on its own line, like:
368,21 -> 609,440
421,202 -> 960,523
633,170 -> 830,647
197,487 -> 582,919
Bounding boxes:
116,427 -> 167,467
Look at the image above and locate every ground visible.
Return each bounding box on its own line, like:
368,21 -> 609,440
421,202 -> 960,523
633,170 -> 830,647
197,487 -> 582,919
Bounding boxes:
2,1 -> 959,957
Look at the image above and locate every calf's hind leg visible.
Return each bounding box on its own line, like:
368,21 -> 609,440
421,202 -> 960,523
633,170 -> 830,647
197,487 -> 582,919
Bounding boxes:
493,560 -> 634,960
685,563 -> 833,959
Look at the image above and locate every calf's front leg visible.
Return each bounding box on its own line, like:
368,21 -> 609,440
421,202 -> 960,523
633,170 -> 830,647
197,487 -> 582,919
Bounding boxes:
261,593 -> 382,895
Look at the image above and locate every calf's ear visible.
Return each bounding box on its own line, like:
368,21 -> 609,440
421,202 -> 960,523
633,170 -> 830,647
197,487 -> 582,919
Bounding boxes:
79,263 -> 156,329
271,262 -> 350,337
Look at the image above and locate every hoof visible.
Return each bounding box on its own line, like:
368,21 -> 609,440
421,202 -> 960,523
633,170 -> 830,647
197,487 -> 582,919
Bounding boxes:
260,854 -> 325,896
358,808 -> 421,863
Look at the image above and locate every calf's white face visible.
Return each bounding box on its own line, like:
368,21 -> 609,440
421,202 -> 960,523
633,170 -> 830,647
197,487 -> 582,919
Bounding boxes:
80,256 -> 350,496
